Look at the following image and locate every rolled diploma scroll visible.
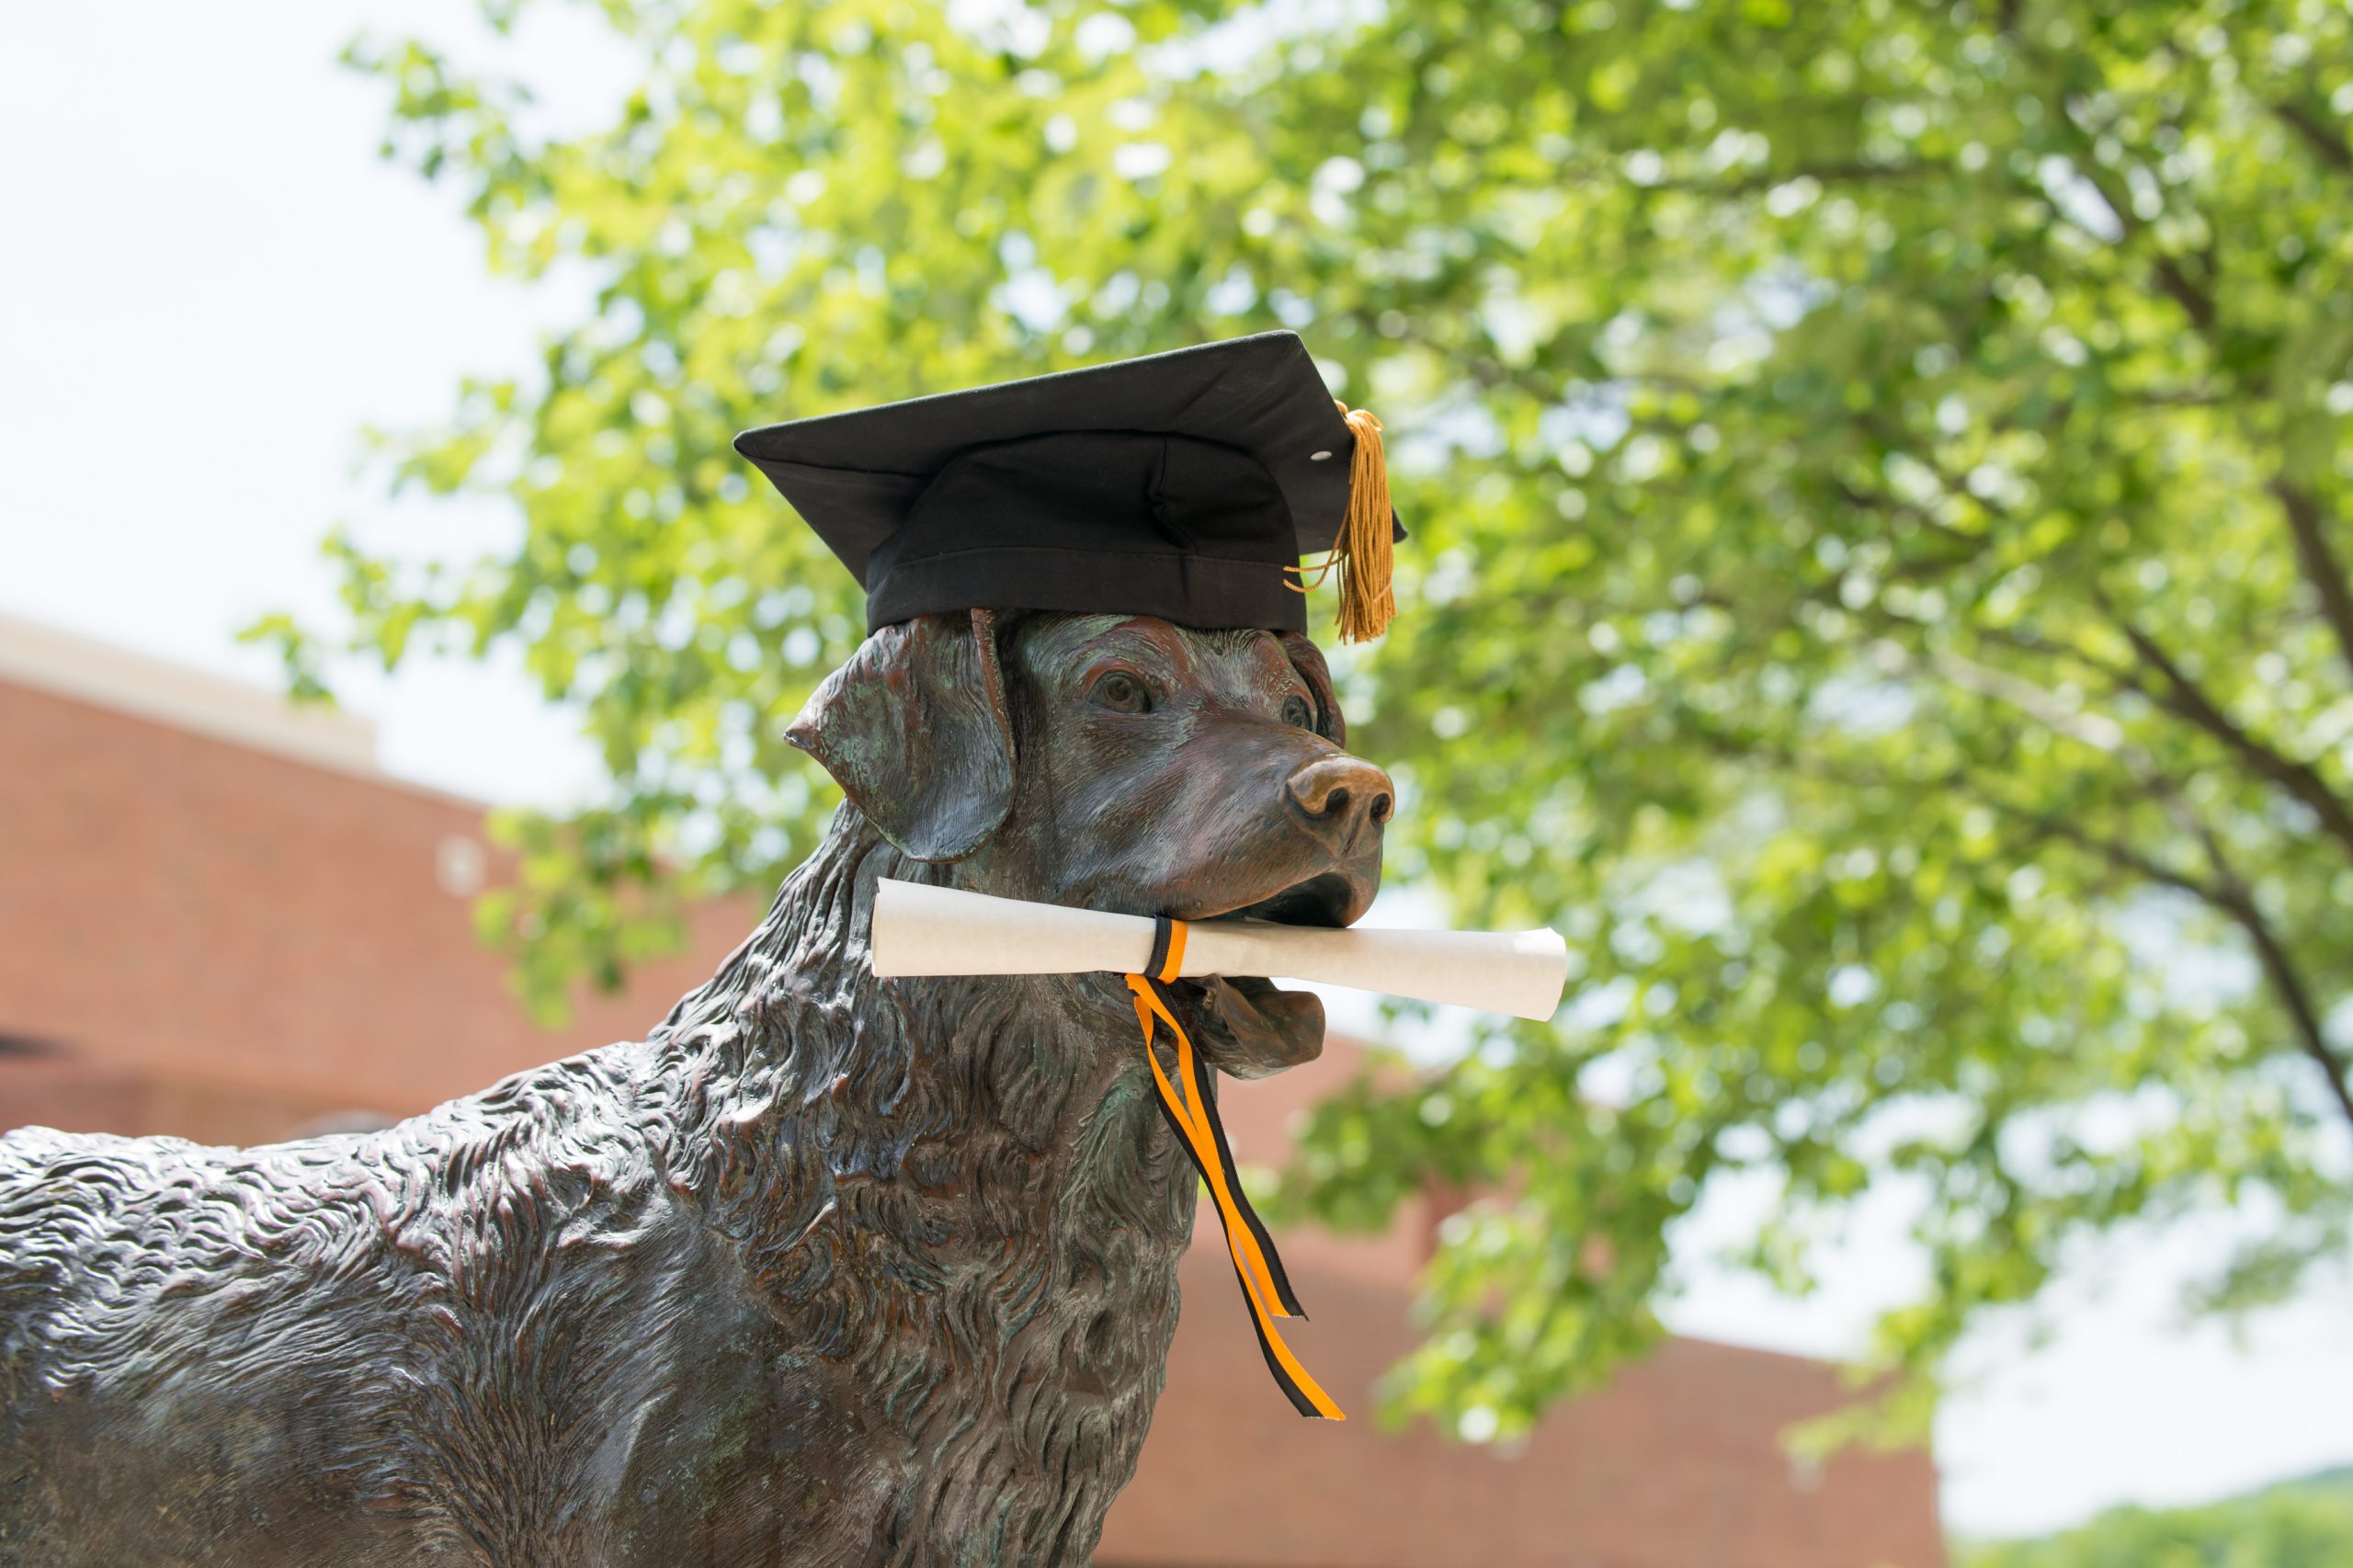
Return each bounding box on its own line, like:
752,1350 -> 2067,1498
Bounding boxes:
870,878 -> 1569,1022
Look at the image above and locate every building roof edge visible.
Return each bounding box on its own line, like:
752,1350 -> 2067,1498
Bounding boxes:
0,610 -> 386,783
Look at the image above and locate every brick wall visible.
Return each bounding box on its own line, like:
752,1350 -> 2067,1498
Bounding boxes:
0,676 -> 751,1137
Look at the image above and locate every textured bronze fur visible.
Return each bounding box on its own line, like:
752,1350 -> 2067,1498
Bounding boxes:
0,612 -> 1392,1566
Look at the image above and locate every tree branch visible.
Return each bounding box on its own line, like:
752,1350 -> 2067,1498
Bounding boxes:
1801,612 -> 2353,1138
1709,160 -> 1942,198
2269,97 -> 2353,174
1688,696 -> 2353,1133
2102,608 -> 2353,861
2149,254 -> 2219,334
1369,313 -> 1570,409
2271,478 -> 2353,681
2006,41 -> 2226,343
1830,479 -> 1988,561
1926,647 -> 2131,756
2176,808 -> 2353,1136
2000,807 -> 2222,903
2012,789 -> 2353,1137
1976,743 -> 2353,1136
2119,385 -> 2226,409
2021,52 -> 2353,687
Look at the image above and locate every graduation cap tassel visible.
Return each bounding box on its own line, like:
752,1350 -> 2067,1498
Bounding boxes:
1332,402 -> 1396,642
1279,401 -> 1394,641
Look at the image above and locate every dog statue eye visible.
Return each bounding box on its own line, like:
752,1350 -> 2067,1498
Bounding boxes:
1282,693 -> 1315,730
1088,672 -> 1153,713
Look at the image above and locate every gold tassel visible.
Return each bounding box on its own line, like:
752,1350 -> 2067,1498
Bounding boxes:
1288,400 -> 1396,642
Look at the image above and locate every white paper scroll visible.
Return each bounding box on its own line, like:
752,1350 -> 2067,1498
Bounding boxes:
870,878 -> 1568,1021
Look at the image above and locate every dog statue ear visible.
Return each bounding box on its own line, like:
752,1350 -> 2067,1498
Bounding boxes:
787,609 -> 1016,862
1277,631 -> 1346,747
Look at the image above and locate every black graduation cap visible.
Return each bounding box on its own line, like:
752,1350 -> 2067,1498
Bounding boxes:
733,331 -> 1400,640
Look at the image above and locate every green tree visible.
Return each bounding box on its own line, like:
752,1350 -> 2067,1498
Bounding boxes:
1964,1471 -> 2353,1568
260,0 -> 2353,1444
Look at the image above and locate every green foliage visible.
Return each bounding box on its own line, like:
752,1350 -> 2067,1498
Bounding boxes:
265,0 -> 2353,1444
1963,1470 -> 2353,1568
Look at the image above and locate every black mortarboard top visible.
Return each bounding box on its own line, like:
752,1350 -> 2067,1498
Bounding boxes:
733,331 -> 1401,640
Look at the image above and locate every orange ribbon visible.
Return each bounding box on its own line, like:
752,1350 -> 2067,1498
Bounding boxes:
1128,917 -> 1344,1420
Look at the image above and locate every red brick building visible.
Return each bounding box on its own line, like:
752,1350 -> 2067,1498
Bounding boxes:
0,612 -> 1946,1567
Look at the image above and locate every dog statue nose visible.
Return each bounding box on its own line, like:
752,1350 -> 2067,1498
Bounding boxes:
1285,756 -> 1395,831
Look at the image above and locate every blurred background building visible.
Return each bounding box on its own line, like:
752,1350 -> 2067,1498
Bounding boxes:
0,608 -> 1944,1567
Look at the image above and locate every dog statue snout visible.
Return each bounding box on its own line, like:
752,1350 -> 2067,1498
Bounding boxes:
1285,755 -> 1396,834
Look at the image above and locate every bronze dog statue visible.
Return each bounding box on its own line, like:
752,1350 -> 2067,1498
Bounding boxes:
0,610 -> 1392,1566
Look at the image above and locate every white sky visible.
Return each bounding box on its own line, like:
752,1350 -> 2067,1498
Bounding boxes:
2,2 -> 2346,1540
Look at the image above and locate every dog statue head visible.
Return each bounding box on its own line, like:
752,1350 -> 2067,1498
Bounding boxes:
786,608 -> 1392,1077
